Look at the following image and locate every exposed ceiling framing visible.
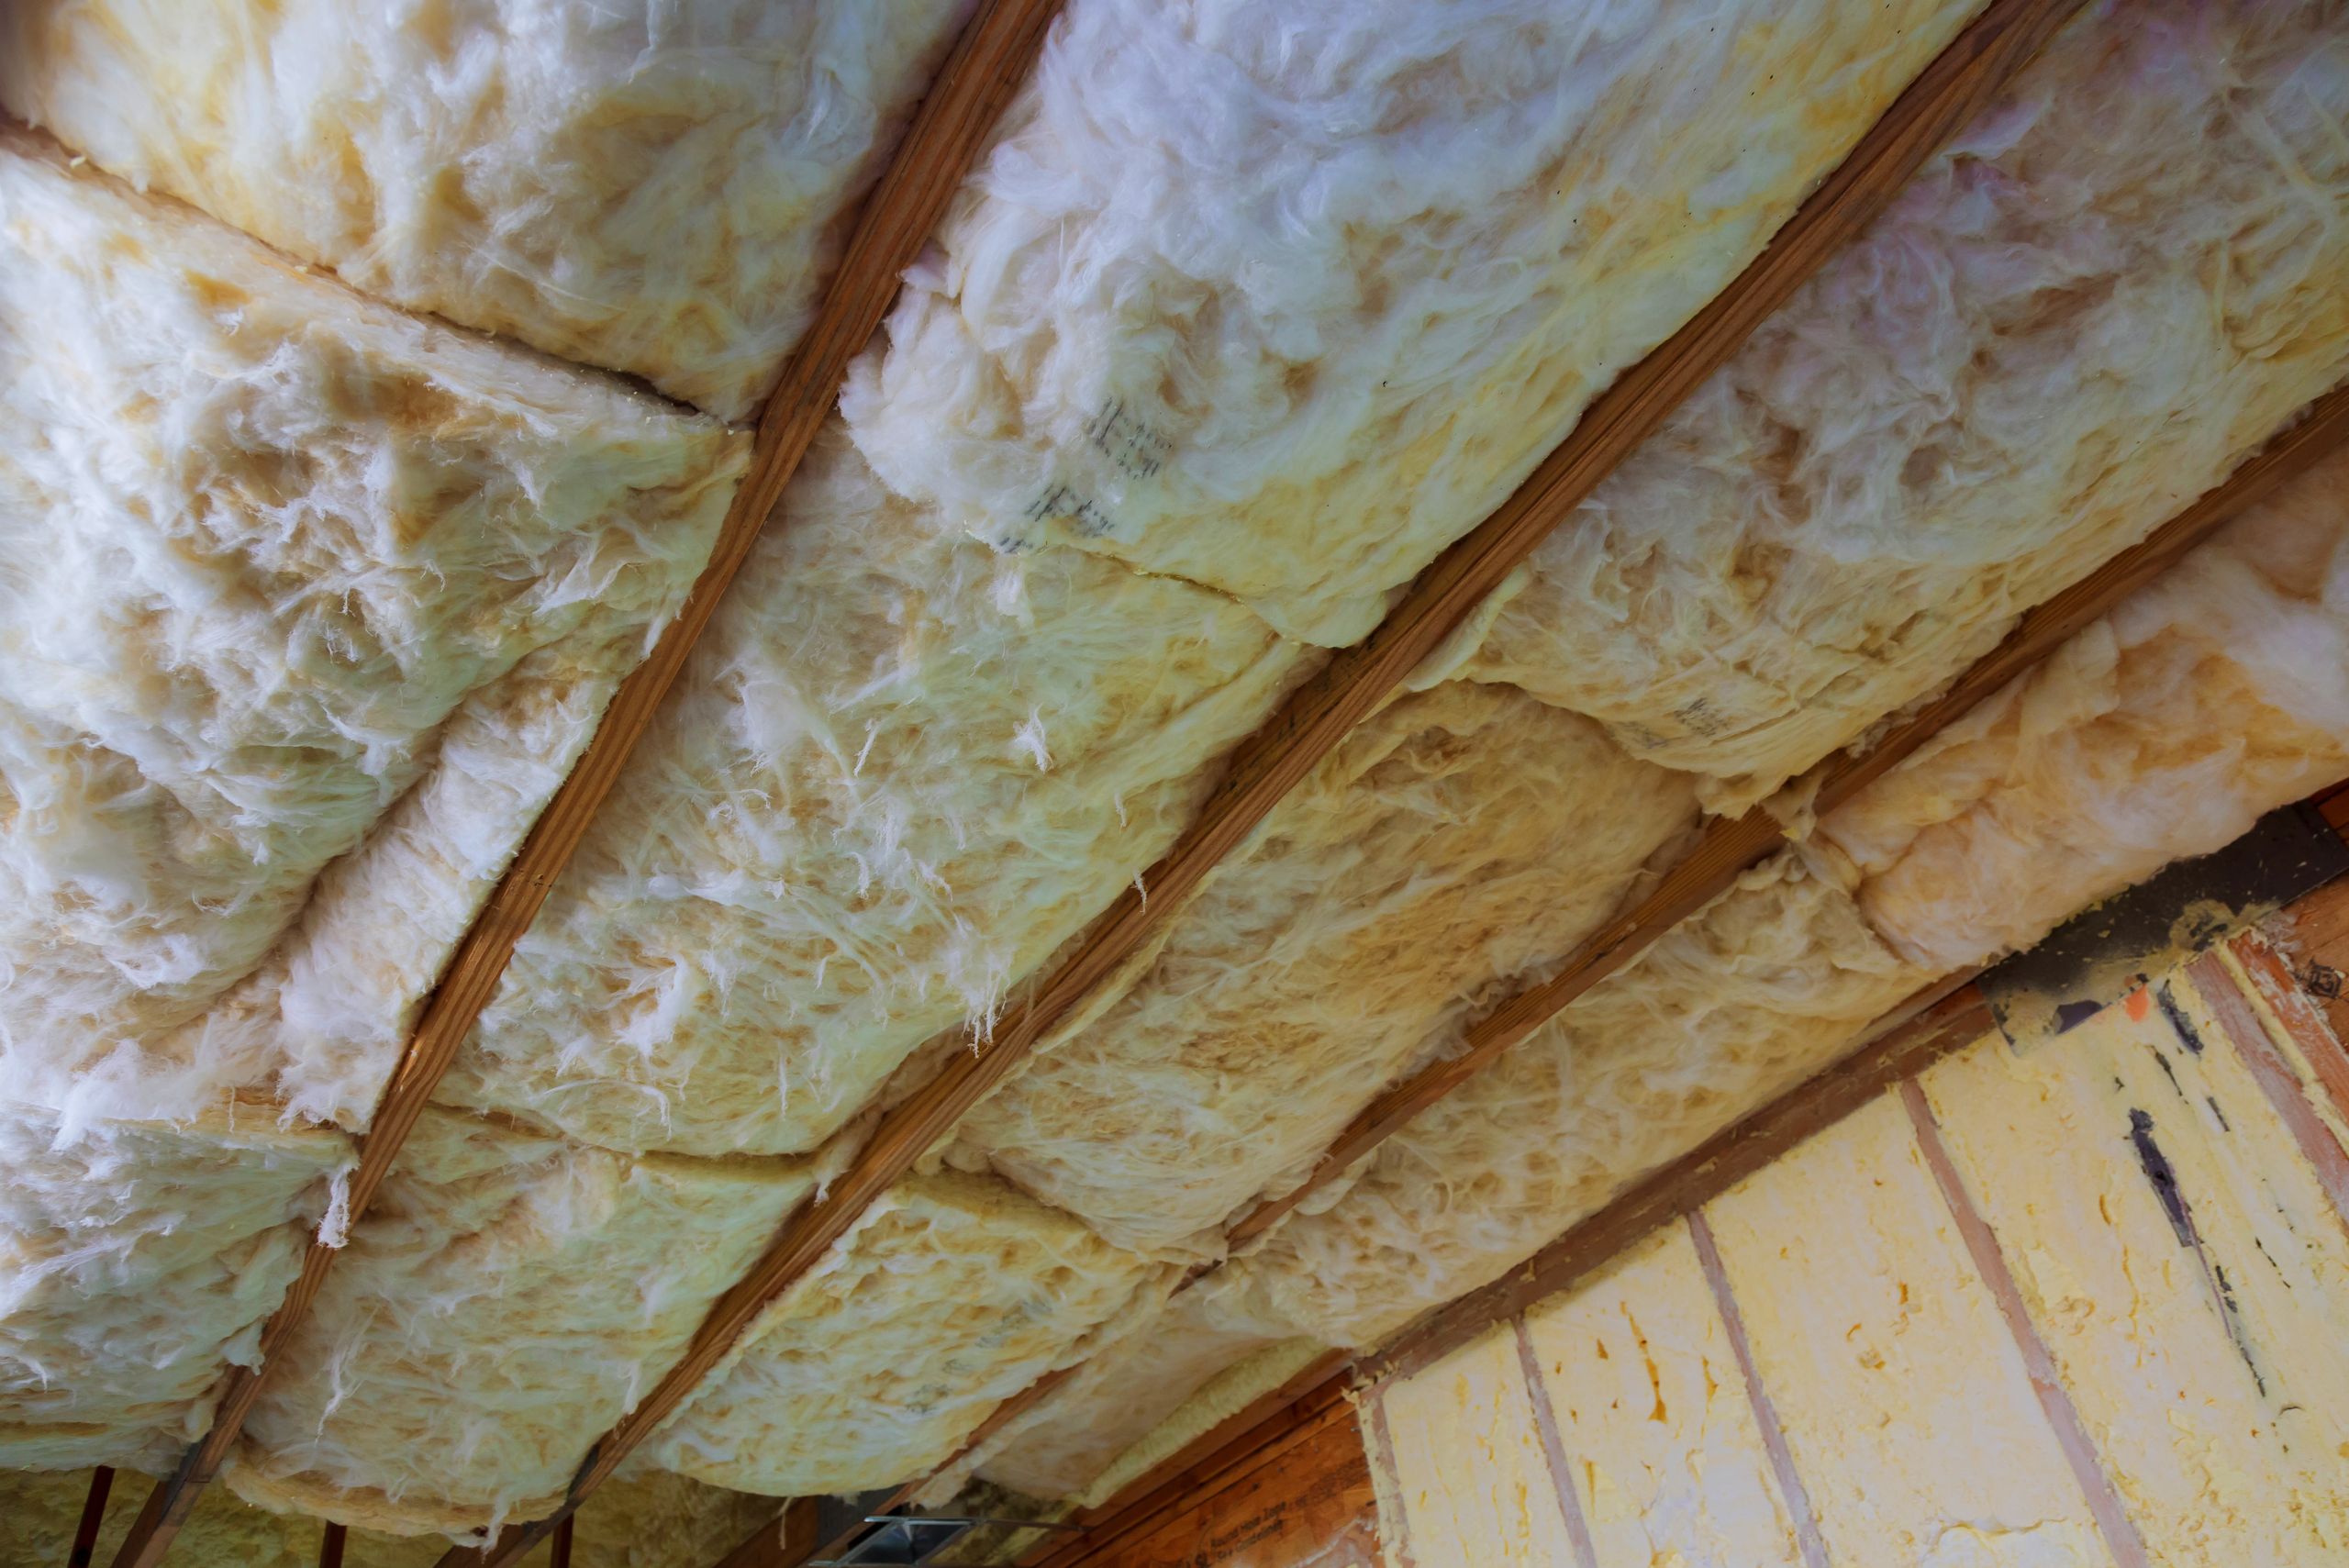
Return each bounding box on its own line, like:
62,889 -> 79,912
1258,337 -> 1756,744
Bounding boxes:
42,0 -> 2343,1560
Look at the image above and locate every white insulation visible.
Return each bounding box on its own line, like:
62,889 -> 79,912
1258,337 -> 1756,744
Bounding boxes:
0,0 -> 972,419
1460,0 -> 2349,805
6,0 -> 2349,1529
950,680 -> 1698,1252
640,1171 -> 1166,1497
0,1098 -> 350,1473
225,1110 -> 816,1539
0,126 -> 743,1133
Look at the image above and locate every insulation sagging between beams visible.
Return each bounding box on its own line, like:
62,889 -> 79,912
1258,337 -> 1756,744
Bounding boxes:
967,1282 -> 1312,1502
948,681 -> 1698,1252
223,1110 -> 818,1540
0,0 -> 971,420
1215,849 -> 1930,1350
638,1171 -> 1165,1497
0,1098 -> 350,1473
433,428 -> 1306,1157
0,124 -> 745,1131
1459,0 -> 2349,806
1219,390 -> 2349,1356
852,0 -> 1986,646
1820,443 -> 2349,973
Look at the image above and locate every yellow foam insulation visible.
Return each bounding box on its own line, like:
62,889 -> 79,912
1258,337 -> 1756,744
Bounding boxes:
1705,1096 -> 2115,1567
1924,977 -> 2349,1560
854,0 -> 1984,645
1376,1324 -> 1575,1568
1519,1222 -> 1801,1568
1821,444 -> 2349,973
0,1097 -> 349,1473
641,1171 -> 1164,1497
1218,849 -> 1928,1349
0,124 -> 744,1130
0,0 -> 969,420
1,1463 -> 777,1568
952,681 -> 1698,1251
1461,0 -> 2349,803
436,427 -> 1305,1157
221,1108 -> 814,1540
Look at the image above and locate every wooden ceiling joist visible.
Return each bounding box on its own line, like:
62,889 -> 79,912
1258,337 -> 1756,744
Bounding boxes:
99,1 -> 1069,1562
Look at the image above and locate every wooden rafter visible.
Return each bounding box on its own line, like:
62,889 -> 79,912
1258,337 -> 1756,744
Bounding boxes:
101,1 -> 1069,1562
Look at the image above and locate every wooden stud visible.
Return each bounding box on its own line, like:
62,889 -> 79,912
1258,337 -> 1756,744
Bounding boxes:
550,1516 -> 573,1568
102,1 -> 1069,1563
68,1466 -> 113,1568
317,1524 -> 347,1568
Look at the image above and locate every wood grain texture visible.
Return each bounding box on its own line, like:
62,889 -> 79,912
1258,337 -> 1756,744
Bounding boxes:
1226,374 -> 2349,1249
100,3 -> 1068,1564
2188,950 -> 2349,1229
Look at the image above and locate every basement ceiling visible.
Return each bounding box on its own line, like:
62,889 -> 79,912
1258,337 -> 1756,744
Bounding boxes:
0,0 -> 2345,1555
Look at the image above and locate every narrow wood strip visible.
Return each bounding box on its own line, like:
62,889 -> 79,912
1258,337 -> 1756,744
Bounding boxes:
1228,373 -> 2349,1250
1362,1390 -> 1418,1568
549,1516 -> 573,1568
1898,1081 -> 2153,1568
2187,951 -> 2349,1231
1017,1349 -> 1357,1568
2228,930 -> 2349,1134
1363,974 -> 1991,1388
1685,1213 -> 1831,1568
69,1465 -> 113,1568
1025,1388 -> 1359,1568
1509,1318 -> 1599,1568
106,4 -> 1068,1565
317,1523 -> 347,1568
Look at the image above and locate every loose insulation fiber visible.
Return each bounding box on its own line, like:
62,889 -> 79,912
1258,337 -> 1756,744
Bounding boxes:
952,681 -> 1698,1251
0,126 -> 744,1130
853,0 -> 1984,645
225,1109 -> 816,1540
437,428 -> 1305,1157
1216,851 -> 1929,1349
1461,0 -> 2349,802
0,0 -> 970,420
642,1170 -> 1163,1497
0,1097 -> 350,1473
1820,444 -> 2349,973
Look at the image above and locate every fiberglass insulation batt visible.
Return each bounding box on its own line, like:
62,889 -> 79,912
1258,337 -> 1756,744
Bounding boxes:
433,428 -> 1304,1157
1459,0 -> 2349,805
640,1170 -> 1164,1497
852,0 -> 1985,646
1214,849 -> 1930,1350
0,0 -> 972,420
223,1109 -> 818,1539
0,1098 -> 349,1474
948,680 -> 1698,1252
430,0 -> 1983,1163
0,125 -> 744,1131
1219,433 -> 2349,1353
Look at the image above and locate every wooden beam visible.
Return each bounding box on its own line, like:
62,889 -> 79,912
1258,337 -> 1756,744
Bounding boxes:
1225,376 -> 2349,1248
69,1466 -> 114,1568
101,1 -> 1068,1563
444,6 -> 2096,1562
317,1524 -> 347,1568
